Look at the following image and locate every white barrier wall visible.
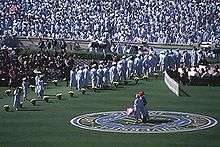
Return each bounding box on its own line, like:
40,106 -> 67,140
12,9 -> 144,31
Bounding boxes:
164,71 -> 180,96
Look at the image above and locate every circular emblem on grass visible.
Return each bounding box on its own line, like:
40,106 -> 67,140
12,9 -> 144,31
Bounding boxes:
70,111 -> 217,133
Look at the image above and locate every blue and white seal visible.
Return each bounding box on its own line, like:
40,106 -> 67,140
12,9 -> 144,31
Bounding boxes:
70,111 -> 218,133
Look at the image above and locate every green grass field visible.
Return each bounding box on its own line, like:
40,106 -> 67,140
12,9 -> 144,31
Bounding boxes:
0,78 -> 220,147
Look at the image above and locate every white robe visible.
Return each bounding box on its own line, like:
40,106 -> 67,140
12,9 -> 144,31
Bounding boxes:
97,68 -> 104,88
69,69 -> 76,88
109,66 -> 118,83
76,69 -> 83,90
90,68 -> 97,88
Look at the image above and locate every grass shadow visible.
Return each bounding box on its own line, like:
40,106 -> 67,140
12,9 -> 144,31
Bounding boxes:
48,101 -> 54,103
147,119 -> 172,124
68,95 -> 79,98
19,108 -> 44,112
180,88 -> 191,97
102,87 -> 125,91
128,83 -> 139,86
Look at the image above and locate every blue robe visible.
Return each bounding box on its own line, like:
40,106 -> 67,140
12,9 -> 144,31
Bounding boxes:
134,57 -> 142,76
133,97 -> 148,120
97,68 -> 104,88
103,67 -> 109,84
37,80 -> 44,98
109,66 -> 118,83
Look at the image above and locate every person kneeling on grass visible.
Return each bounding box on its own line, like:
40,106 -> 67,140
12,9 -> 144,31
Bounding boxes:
133,92 -> 149,123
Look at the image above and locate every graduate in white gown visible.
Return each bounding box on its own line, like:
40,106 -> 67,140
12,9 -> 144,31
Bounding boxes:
134,54 -> 142,76
97,65 -> 104,88
13,87 -> 22,111
22,77 -> 29,101
35,73 -> 40,95
126,56 -> 133,79
76,66 -> 84,90
90,64 -> 97,89
37,76 -> 44,99
83,65 -> 90,88
103,64 -> 110,85
69,67 -> 76,89
109,62 -> 118,84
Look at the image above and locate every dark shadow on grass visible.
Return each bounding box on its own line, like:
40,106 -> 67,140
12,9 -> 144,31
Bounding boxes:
0,97 -> 4,99
81,93 -> 90,95
147,119 -> 172,124
19,109 -> 44,112
128,83 -> 139,86
52,84 -> 63,87
102,87 -> 125,91
180,88 -> 190,97
101,87 -> 114,91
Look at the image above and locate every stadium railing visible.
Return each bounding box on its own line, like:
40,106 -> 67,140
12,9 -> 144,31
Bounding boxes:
2,35 -> 219,51
16,36 -> 199,50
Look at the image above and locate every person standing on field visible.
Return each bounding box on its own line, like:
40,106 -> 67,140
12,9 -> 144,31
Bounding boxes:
22,77 -> 29,101
37,76 -> 44,99
90,64 -> 97,89
13,87 -> 22,111
133,91 -> 149,123
69,67 -> 76,89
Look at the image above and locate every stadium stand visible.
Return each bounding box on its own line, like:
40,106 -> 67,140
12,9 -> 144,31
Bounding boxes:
0,0 -> 219,91
0,0 -> 220,44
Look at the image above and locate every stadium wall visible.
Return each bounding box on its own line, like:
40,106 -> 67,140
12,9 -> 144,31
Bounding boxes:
164,71 -> 180,97
16,36 -> 198,50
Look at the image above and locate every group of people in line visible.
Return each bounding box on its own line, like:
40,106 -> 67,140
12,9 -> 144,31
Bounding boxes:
4,46 -> 216,111
12,74 -> 44,111
13,75 -> 149,125
68,47 -> 215,90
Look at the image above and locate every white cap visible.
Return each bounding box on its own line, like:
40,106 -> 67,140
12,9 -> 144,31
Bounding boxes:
112,62 -> 117,65
92,64 -> 96,68
34,70 -> 41,74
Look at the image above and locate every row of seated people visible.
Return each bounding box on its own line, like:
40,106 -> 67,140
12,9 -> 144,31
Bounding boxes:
0,47 -> 81,87
167,65 -> 220,86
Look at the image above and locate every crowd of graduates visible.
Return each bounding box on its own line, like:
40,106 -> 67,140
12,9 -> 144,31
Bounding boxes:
1,43 -> 217,88
1,0 -> 220,113
1,0 -> 220,44
1,45 -> 218,111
